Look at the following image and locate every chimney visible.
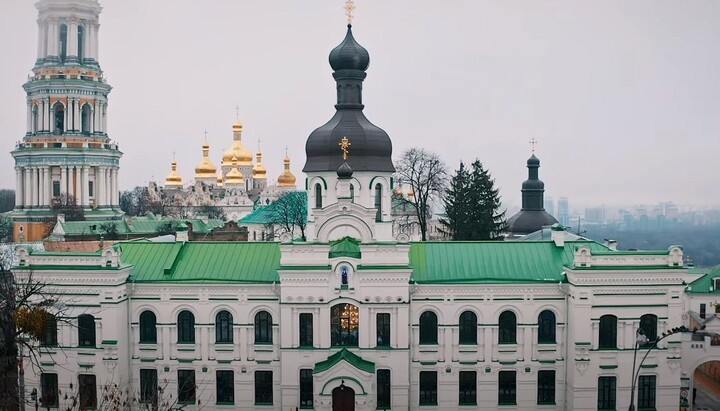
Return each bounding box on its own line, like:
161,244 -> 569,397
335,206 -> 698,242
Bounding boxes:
551,224 -> 565,247
176,224 -> 189,242
605,240 -> 618,251
56,214 -> 65,224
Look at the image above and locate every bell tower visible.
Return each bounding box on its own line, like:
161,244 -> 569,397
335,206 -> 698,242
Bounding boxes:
11,0 -> 122,241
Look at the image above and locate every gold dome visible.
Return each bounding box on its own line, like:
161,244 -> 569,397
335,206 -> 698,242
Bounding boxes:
165,160 -> 183,186
224,157 -> 245,185
223,120 -> 252,166
253,151 -> 267,179
194,142 -> 218,179
277,155 -> 297,187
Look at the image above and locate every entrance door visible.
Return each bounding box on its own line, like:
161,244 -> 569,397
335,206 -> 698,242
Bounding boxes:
332,385 -> 355,411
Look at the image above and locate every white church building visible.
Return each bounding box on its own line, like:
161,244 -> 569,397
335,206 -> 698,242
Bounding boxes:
9,1 -> 720,411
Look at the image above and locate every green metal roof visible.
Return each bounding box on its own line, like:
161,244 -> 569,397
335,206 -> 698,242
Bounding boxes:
59,215 -> 224,236
118,242 -> 280,283
408,240 -> 608,284
314,349 -> 375,374
687,265 -> 720,294
239,191 -> 307,225
329,237 -> 361,259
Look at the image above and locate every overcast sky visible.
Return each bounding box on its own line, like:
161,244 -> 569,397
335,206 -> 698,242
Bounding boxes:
1,0 -> 719,209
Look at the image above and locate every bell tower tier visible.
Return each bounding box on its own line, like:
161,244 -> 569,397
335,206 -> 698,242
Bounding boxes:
11,0 -> 122,242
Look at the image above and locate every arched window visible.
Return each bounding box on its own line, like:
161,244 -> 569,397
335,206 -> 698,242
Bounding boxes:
598,315 -> 617,349
59,24 -> 68,63
81,104 -> 91,135
53,103 -> 64,135
77,25 -> 84,63
419,311 -> 438,345
139,311 -> 157,343
350,184 -> 355,202
216,311 -> 233,343
78,314 -> 96,347
459,311 -> 477,345
254,311 -> 272,344
498,311 -> 517,344
331,304 -> 359,346
639,314 -> 657,346
314,184 -> 322,208
375,183 -> 382,222
538,310 -> 556,344
341,266 -> 349,286
177,310 -> 195,343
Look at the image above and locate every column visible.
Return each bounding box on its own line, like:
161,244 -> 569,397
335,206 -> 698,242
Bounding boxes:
24,168 -> 31,206
74,98 -> 81,132
15,169 -> 23,207
31,168 -> 38,207
102,103 -> 107,133
60,166 -> 67,196
93,23 -> 99,61
105,167 -> 111,206
111,168 -> 118,206
96,167 -> 104,208
93,100 -> 99,133
89,105 -> 95,134
36,22 -> 44,59
40,99 -> 46,132
79,166 -> 86,206
26,101 -> 32,133
68,19 -> 78,59
46,19 -> 56,57
82,167 -> 90,207
46,167 -> 52,206
38,167 -> 45,207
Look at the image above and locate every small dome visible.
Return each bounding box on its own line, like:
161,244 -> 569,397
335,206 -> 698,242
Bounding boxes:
224,157 -> 245,185
223,120 -> 253,166
165,160 -> 183,186
329,25 -> 370,72
253,151 -> 267,179
337,160 -> 353,179
277,156 -> 297,187
194,142 -> 218,179
527,154 -> 540,167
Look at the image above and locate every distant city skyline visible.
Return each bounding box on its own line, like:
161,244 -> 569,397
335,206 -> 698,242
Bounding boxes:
1,1 -> 719,207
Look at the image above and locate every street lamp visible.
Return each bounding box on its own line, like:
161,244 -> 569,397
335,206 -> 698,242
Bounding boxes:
628,329 -> 647,411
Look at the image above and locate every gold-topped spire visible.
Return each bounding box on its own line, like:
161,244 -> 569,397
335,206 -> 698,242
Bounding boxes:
529,137 -> 538,154
277,153 -> 297,188
224,156 -> 245,185
339,137 -> 351,160
165,159 -> 183,186
194,137 -> 217,179
344,0 -> 356,25
253,139 -> 267,179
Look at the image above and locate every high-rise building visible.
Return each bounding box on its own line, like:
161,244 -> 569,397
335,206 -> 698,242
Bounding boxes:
557,196 -> 569,226
11,0 -> 122,241
544,196 -> 555,219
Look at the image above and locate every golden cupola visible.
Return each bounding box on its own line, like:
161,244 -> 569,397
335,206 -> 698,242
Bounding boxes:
277,155 -> 297,187
222,120 -> 253,166
253,151 -> 267,179
224,157 -> 245,185
194,142 -> 218,179
165,160 -> 183,187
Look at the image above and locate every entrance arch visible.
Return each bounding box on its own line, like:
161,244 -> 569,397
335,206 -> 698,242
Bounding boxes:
692,359 -> 720,409
332,384 -> 355,411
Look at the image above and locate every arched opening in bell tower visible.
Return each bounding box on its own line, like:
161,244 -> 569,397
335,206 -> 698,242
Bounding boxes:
59,24 -> 68,63
53,102 -> 65,135
81,104 -> 91,135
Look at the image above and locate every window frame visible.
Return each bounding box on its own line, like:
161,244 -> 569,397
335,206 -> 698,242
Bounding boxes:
177,369 -> 196,404
537,369 -> 556,405
375,183 -> 383,222
177,310 -> 195,344
215,310 -> 233,344
139,310 -> 157,344
597,376 -> 617,410
419,311 -> 438,345
598,315 -> 618,349
40,373 -> 59,408
419,371 -> 438,406
77,314 -> 96,347
254,311 -> 273,344
139,369 -> 158,405
639,314 -> 658,347
377,369 -> 391,409
538,310 -> 557,344
498,370 -> 517,405
299,369 -> 314,409
299,313 -> 313,347
78,374 -> 97,410
498,311 -> 517,344
459,370 -> 477,405
376,312 -> 391,347
314,184 -> 322,209
254,370 -> 274,405
41,315 -> 58,347
637,375 -> 656,410
216,370 -> 234,405
331,304 -> 359,347
459,311 -> 478,345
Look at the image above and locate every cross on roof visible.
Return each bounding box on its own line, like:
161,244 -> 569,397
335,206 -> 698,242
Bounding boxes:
529,138 -> 538,154
344,0 -> 356,25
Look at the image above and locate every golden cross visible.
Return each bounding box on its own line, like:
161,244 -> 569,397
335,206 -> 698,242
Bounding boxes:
529,138 -> 538,154
339,137 -> 351,160
344,0 -> 356,25
235,103 -> 239,120
204,129 -> 208,142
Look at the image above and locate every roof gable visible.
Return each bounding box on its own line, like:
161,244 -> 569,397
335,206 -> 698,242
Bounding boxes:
314,348 -> 375,374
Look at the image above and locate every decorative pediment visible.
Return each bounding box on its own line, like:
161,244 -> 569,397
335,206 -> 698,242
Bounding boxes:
314,348 -> 375,375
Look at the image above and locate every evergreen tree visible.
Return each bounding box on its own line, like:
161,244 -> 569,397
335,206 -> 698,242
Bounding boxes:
442,160 -> 506,240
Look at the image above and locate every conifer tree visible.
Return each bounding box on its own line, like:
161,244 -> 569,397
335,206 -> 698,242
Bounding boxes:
440,162 -> 472,240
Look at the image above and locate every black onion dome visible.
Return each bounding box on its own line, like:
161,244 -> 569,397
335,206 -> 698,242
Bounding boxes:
507,210 -> 558,235
304,24 -> 394,173
329,25 -> 370,71
337,160 -> 354,179
527,154 -> 540,167
506,154 -> 557,235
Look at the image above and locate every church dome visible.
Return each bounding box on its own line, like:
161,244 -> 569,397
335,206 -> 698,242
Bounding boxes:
223,120 -> 253,166
165,160 -> 183,186
253,151 -> 267,179
224,157 -> 245,185
337,160 -> 353,179
194,142 -> 218,179
506,153 -> 558,235
329,24 -> 370,72
278,156 -> 297,187
304,24 -> 394,174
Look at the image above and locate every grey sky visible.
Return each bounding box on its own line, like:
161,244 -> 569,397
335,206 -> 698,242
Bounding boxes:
1,0 -> 719,209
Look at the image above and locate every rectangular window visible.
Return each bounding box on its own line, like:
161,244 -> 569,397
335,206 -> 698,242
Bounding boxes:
177,369 -> 196,404
299,313 -> 313,347
300,369 -> 313,409
597,376 -> 616,410
700,303 -> 707,319
216,370 -> 234,404
255,370 -> 273,405
88,180 -> 94,197
377,313 -> 391,347
139,369 -> 158,405
419,371 -> 437,406
78,374 -> 97,410
40,373 -> 59,408
377,369 -> 391,409
537,370 -> 556,405
459,371 -> 477,405
498,370 -> 516,405
638,375 -> 656,409
52,181 -> 60,197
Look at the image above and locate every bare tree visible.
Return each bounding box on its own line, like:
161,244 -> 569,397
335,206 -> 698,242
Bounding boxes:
51,194 -> 85,222
265,191 -> 308,241
394,148 -> 449,241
